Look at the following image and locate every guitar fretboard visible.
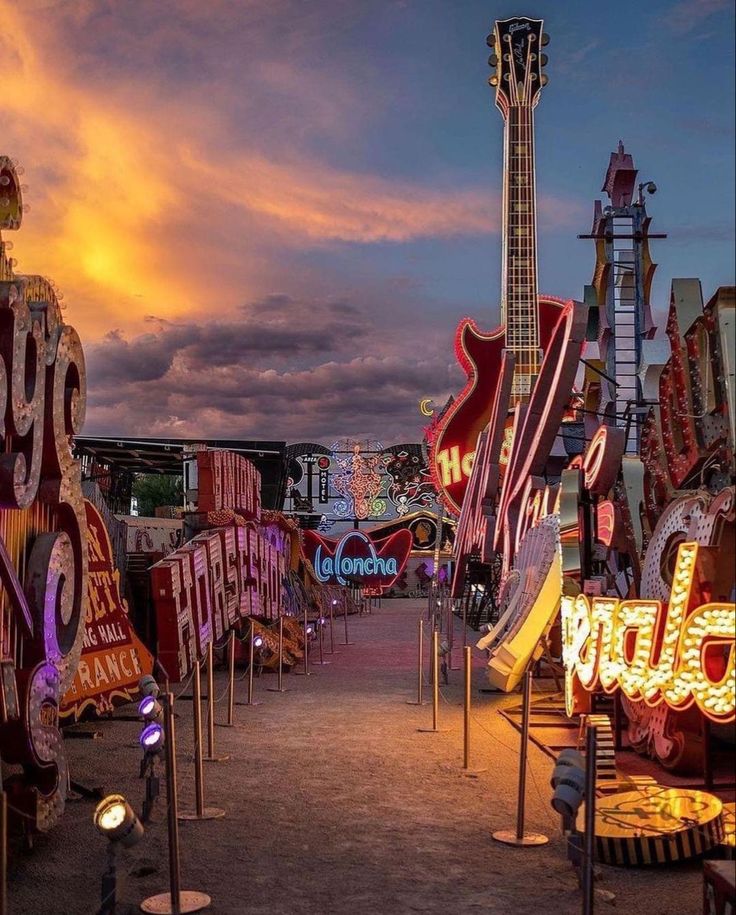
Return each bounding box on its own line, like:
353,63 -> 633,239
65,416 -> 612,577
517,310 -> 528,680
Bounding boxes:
501,105 -> 540,402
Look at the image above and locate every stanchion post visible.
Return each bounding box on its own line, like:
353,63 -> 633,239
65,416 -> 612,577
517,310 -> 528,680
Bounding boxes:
406,618 -> 425,705
461,646 -> 487,774
246,622 -> 261,703
315,616 -> 330,665
204,641 -> 229,760
492,668 -> 548,846
328,599 -> 337,654
296,606 -> 312,675
226,630 -> 235,726
418,630 -> 444,733
179,660 -> 225,822
268,616 -> 290,692
343,591 -> 354,645
463,646 -> 470,768
583,725 -> 597,915
141,692 -> 211,914
0,790 -> 6,915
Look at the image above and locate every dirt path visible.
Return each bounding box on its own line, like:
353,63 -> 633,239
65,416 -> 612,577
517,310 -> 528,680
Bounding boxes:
9,601 -> 702,914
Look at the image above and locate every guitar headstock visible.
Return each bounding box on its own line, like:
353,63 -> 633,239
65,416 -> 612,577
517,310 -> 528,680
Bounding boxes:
487,17 -> 549,115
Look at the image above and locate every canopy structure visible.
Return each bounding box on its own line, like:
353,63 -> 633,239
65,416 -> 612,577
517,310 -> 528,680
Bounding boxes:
74,435 -> 289,513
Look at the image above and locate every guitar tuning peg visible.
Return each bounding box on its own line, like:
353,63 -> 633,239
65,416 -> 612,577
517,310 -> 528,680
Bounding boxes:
541,33 -> 550,46
486,33 -> 496,48
540,73 -> 549,86
540,53 -> 548,66
488,75 -> 499,87
488,54 -> 498,67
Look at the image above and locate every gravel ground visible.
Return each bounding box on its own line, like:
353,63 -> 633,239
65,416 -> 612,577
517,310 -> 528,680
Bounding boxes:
8,601 -> 704,914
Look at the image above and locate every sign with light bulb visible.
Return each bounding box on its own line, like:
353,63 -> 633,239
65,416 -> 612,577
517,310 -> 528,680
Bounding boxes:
302,528 -> 412,591
561,541 -> 735,724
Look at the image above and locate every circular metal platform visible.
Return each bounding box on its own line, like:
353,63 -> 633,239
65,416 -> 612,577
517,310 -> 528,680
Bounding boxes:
140,889 -> 211,913
595,785 -> 724,866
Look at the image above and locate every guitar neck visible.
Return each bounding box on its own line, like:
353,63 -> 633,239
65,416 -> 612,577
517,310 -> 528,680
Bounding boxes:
501,105 -> 540,400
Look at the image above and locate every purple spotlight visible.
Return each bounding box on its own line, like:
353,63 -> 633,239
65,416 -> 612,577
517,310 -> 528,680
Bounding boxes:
306,625 -> 314,636
253,635 -> 264,649
140,722 -> 164,754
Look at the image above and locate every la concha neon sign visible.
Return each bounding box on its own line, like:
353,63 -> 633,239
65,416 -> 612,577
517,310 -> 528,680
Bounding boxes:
562,541 -> 735,724
303,529 -> 412,589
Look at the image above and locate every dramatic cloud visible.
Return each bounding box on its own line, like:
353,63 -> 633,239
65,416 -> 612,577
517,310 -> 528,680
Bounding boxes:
85,294 -> 462,442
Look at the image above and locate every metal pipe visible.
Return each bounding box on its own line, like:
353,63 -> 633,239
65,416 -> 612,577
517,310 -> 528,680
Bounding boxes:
247,623 -> 257,702
343,593 -> 353,645
226,630 -> 235,727
0,791 -> 6,915
206,641 -> 216,757
516,668 -> 532,840
328,599 -> 336,654
463,646 -> 471,770
192,660 -> 204,817
163,692 -> 182,913
583,725 -> 597,915
276,616 -> 283,691
431,630 -> 439,731
406,618 -> 424,705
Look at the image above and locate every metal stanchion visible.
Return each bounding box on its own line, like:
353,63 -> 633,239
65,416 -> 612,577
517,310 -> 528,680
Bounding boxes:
461,646 -> 486,775
268,616 -> 290,692
238,622 -> 262,703
295,606 -> 312,675
583,726 -> 597,915
418,630 -> 447,733
327,599 -> 338,654
493,669 -> 548,846
179,660 -> 225,822
406,618 -> 427,705
462,598 -> 468,650
204,641 -> 229,760
314,617 -> 330,665
141,692 -> 211,914
225,630 -> 236,726
342,592 -> 354,645
447,599 -> 458,670
0,790 -> 6,915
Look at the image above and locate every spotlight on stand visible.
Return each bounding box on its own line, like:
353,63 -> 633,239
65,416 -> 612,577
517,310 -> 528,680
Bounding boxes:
95,794 -> 144,847
253,634 -> 264,650
140,722 -> 165,756
94,794 -> 145,915
139,695 -> 163,724
139,674 -> 160,699
551,749 -> 586,835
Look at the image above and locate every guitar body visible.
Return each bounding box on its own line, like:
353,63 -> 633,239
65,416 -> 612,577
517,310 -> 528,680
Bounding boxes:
433,294 -> 565,515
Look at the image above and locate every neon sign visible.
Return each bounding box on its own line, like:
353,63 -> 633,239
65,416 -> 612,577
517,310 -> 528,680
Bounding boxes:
303,529 -> 412,590
561,541 -> 736,724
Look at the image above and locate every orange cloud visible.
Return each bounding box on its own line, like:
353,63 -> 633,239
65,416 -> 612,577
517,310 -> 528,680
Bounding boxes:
0,0 -> 508,340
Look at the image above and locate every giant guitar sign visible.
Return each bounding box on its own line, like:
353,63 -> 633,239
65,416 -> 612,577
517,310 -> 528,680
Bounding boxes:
431,17 -> 563,515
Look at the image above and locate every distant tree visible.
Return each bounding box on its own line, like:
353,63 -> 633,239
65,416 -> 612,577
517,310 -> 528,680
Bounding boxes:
132,474 -> 183,517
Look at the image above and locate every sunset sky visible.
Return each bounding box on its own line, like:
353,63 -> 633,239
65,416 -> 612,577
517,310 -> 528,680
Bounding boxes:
3,0 -> 734,444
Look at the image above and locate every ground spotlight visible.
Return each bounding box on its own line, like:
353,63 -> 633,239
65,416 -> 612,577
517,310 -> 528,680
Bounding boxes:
332,599 -> 338,606
306,625 -> 314,636
138,695 -> 163,723
95,794 -> 145,914
138,674 -> 160,699
94,794 -> 144,848
550,749 -> 586,819
140,722 -> 165,755
253,634 -> 264,649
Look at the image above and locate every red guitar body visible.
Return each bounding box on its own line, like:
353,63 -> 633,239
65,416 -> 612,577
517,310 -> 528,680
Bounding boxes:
432,295 -> 565,515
